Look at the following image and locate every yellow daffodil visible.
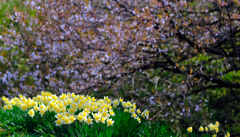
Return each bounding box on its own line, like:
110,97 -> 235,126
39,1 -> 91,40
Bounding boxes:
107,118 -> 114,126
199,126 -> 204,132
55,119 -> 62,126
28,109 -> 35,118
215,121 -> 220,126
85,116 -> 93,125
187,127 -> 192,133
212,134 -> 217,137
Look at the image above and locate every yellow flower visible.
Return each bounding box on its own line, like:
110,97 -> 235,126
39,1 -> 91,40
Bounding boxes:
215,121 -> 220,126
123,102 -> 128,107
205,127 -> 208,132
93,112 -> 102,123
7,105 -> 13,110
199,126 -> 204,132
90,106 -> 94,111
101,117 -> 106,124
28,109 -> 35,118
59,103 -> 64,109
226,132 -> 230,137
108,105 -> 112,109
133,104 -> 137,109
77,103 -> 82,109
125,101 -> 132,107
2,96 -> 8,101
34,106 -> 39,111
137,117 -> 141,123
129,108 -> 135,113
56,108 -> 61,113
21,104 -> 28,111
84,108 -> 90,114
98,108 -> 103,113
61,108 -> 66,113
55,114 -> 62,119
113,100 -> 119,106
137,109 -> 141,114
40,109 -> 46,116
212,134 -> 217,137
55,119 -> 62,126
131,113 -> 137,119
102,111 -> 110,118
109,110 -> 115,116
85,117 -> 93,125
215,127 -> 219,133
208,123 -> 214,131
119,97 -> 123,102
77,114 -> 85,122
3,106 -> 7,110
68,108 -> 76,114
10,100 -> 16,105
69,115 -> 76,123
187,127 -> 192,133
71,93 -> 76,98
82,112 -> 88,117
64,117 -> 70,124
39,104 -> 46,110
107,118 -> 114,126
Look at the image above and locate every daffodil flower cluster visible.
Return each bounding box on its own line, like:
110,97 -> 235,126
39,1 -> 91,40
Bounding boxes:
187,121 -> 230,137
1,91 -> 149,127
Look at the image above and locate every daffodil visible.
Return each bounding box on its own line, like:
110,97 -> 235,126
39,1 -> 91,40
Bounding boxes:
7,105 -> 13,110
215,127 -> 219,133
3,106 -> 7,110
137,117 -> 141,123
215,121 -> 220,126
93,112 -> 102,123
28,109 -> 35,118
39,109 -> 46,116
137,109 -> 141,114
21,104 -> 28,111
187,127 -> 192,133
68,107 -> 76,114
55,113 -> 63,119
119,97 -> 123,102
55,119 -> 62,126
109,110 -> 115,116
112,99 -> 119,106
199,126 -> 204,132
63,117 -> 70,124
129,108 -> 135,113
226,132 -> 230,137
107,118 -> 114,126
212,134 -> 217,137
77,114 -> 85,122
69,115 -> 76,123
122,102 -> 128,108
205,127 -> 208,132
101,117 -> 106,124
102,111 -> 110,119
131,113 -> 138,119
208,123 -> 215,131
85,116 -> 93,125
